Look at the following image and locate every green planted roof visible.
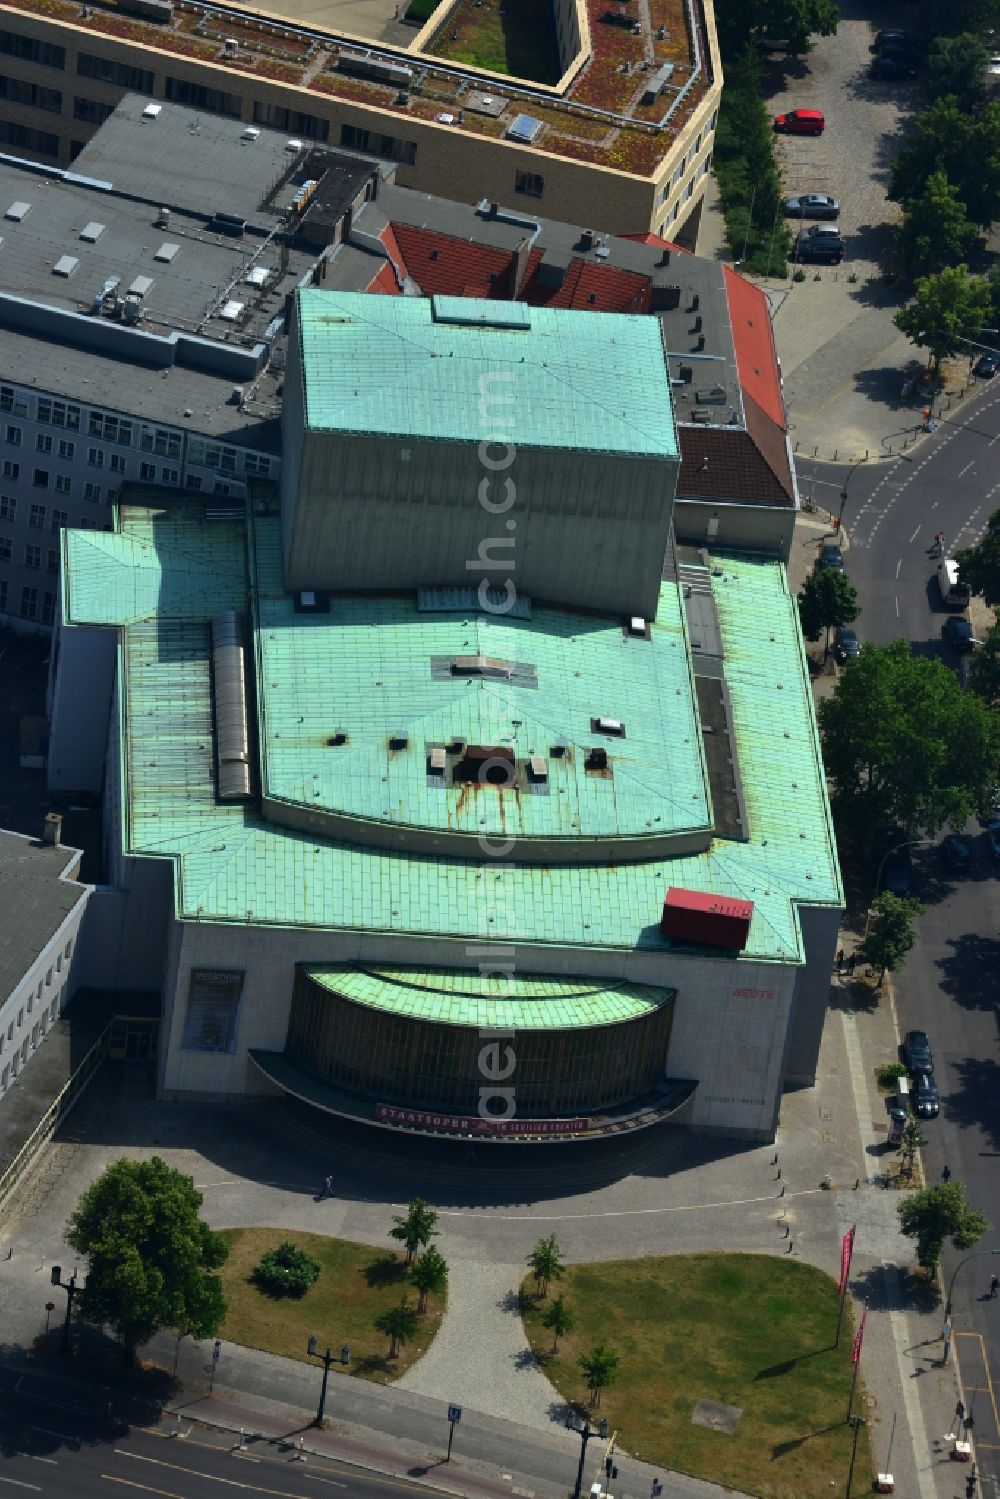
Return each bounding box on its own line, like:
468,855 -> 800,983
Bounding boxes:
304,965 -> 674,1029
61,503 -> 841,963
295,290 -> 678,458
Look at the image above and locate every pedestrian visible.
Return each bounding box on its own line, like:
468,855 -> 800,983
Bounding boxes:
941,1163 -> 951,1181
321,1174 -> 332,1199
847,951 -> 857,976
990,1274 -> 998,1299
836,948 -> 845,973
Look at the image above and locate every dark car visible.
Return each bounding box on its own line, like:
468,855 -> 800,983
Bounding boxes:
817,542 -> 845,571
871,55 -> 917,78
834,627 -> 860,662
974,353 -> 999,379
904,1029 -> 934,1076
872,29 -> 925,57
784,193 -> 840,220
944,615 -> 974,653
774,108 -> 826,136
794,227 -> 845,265
943,833 -> 973,870
915,1072 -> 940,1119
985,820 -> 1000,859
881,847 -> 912,896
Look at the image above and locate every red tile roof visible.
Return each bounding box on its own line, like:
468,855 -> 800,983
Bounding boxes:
620,233 -> 690,255
388,224 -> 519,298
522,258 -> 652,312
722,266 -> 785,430
367,262 -> 400,295
676,403 -> 793,507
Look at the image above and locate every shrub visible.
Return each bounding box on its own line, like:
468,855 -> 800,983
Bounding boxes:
878,1061 -> 908,1090
253,1241 -> 322,1298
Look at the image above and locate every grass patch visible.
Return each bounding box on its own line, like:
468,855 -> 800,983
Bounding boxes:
428,0 -> 561,83
217,1228 -> 443,1384
521,1253 -> 872,1499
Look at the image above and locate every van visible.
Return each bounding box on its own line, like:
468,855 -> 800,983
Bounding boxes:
938,558 -> 971,609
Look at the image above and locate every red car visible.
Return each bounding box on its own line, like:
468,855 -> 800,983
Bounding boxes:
774,108 -> 825,136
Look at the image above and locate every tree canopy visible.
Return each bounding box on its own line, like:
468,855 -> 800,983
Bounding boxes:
919,0 -> 1000,38
66,1156 -> 228,1359
541,1294 -> 576,1352
862,892 -> 923,988
817,639 -> 1000,842
894,266 -> 993,383
389,1198 -> 439,1265
889,99 -> 1000,230
374,1296 -> 419,1358
578,1342 -> 621,1406
967,621 -> 1000,706
927,33 -> 990,111
955,507 -> 1000,608
896,171 -> 982,280
715,0 -> 838,60
527,1233 -> 565,1298
798,567 -> 860,657
410,1247 -> 448,1313
897,1181 -> 990,1272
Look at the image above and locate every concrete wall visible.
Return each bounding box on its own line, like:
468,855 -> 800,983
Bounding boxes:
285,429 -> 679,619
784,902 -> 841,1086
47,623 -> 117,794
674,498 -> 796,563
157,911 -> 814,1140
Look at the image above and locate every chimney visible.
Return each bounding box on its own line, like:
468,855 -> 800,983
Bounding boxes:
43,812 -> 62,847
510,233 -> 532,299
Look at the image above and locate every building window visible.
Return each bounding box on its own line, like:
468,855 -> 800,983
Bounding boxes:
164,76 -> 241,117
42,592 -> 55,625
83,483 -> 101,504
139,426 -> 181,460
57,438 -> 74,459
686,179 -> 695,200
244,453 -> 271,476
55,475 -> 71,495
87,447 -> 104,468
161,467 -> 180,486
36,433 -> 52,454
2,462 -> 19,481
514,171 -> 544,198
0,537 -> 10,562
340,123 -> 416,166
37,398 -> 80,431
0,73 -> 62,111
29,503 -> 45,528
213,481 -> 233,496
139,463 -> 156,482
0,497 -> 14,521
252,101 -> 329,140
0,121 -> 59,156
32,469 -> 49,489
0,388 -> 11,413
109,453 -> 126,474
47,549 -> 58,574
73,95 -> 114,126
187,475 -> 202,491
5,425 -> 21,446
76,52 -> 152,89
51,509 -> 67,531
19,586 -> 37,619
0,581 -> 5,613
0,30 -> 65,68
88,413 -> 132,446
25,544 -> 40,569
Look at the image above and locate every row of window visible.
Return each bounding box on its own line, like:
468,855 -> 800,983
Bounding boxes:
0,953 -> 72,1096
0,499 -> 68,528
0,462 -> 106,499
0,72 -> 61,112
0,580 -> 58,623
0,541 -> 61,571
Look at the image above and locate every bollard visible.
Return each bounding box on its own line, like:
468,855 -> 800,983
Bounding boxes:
833,449 -> 838,462
854,1178 -> 860,1190
293,1438 -> 306,1462
784,1224 -> 790,1238
779,1184 -> 785,1197
786,1241 -> 793,1252
772,1153 -> 778,1165
775,1167 -> 781,1180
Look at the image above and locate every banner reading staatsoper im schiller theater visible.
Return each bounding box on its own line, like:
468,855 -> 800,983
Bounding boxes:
375,1104 -> 588,1136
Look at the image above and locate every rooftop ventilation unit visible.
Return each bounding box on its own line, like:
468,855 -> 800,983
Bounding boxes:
285,138 -> 304,152
327,730 -> 348,747
211,212 -> 247,237
628,616 -> 647,637
528,756 -> 548,782
220,300 -> 246,321
224,37 -> 238,53
128,275 -> 154,298
428,746 -> 447,774
5,202 -> 30,222
241,126 -> 261,140
592,716 -> 625,737
450,655 -> 511,680
156,207 -> 171,229
506,113 -> 543,144
52,255 -> 79,278
246,265 -> 270,287
142,102 -> 162,119
585,747 -> 609,771
388,733 -> 409,751
154,242 -> 179,263
79,222 -> 105,243
337,51 -> 413,87
211,611 -> 253,801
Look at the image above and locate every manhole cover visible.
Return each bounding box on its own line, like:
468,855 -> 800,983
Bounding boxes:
872,1122 -> 888,1134
819,1108 -> 832,1121
692,1400 -> 742,1433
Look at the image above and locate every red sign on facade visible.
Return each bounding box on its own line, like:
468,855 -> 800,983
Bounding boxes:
375,1104 -> 588,1136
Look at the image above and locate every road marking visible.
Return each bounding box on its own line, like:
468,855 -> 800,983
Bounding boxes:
113,1448 -> 319,1496
102,1477 -> 184,1499
896,558 -> 902,578
895,596 -> 900,617
0,1480 -> 42,1492
28,1458 -> 57,1465
432,1188 -> 825,1221
28,1426 -> 76,1441
907,526 -> 920,544
958,460 -> 975,477
298,1477 -> 347,1488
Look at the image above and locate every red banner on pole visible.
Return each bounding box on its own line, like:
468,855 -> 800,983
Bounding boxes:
838,1226 -> 855,1297
851,1300 -> 868,1365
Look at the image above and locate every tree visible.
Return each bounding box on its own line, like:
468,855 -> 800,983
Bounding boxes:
817,640 -> 1000,844
374,1296 -> 419,1358
797,567 -> 860,659
889,98 -> 1000,229
541,1294 -> 576,1353
897,1181 -> 990,1272
66,1156 -> 228,1362
527,1234 -> 565,1298
715,0 -> 839,61
894,266 -> 993,385
862,892 -> 923,988
927,33 -> 989,111
253,1241 -> 321,1299
955,507 -> 1000,608
578,1342 -> 620,1406
897,1118 -> 927,1180
389,1198 -> 439,1266
896,172 -> 981,281
967,621 -> 1000,705
410,1246 -> 448,1314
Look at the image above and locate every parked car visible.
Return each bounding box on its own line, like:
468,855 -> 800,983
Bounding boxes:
944,615 -> 974,653
880,847 -> 912,896
784,193 -> 840,220
871,29 -> 925,57
985,820 -> 1000,859
974,353 -> 998,379
915,1072 -> 940,1119
817,543 -> 845,571
834,627 -> 860,661
871,54 -> 918,78
794,226 -> 845,264
903,1029 -> 934,1076
774,108 -> 826,135
943,833 -> 973,870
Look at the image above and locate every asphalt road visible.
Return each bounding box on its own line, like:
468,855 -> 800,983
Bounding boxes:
797,380 -> 1000,1492
0,1378 -> 437,1499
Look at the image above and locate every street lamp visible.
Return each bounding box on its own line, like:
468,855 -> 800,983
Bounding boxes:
835,456 -> 868,531
307,1336 -> 349,1427
846,1414 -> 866,1497
564,1411 -> 608,1499
49,1266 -> 84,1356
941,1248 -> 1000,1357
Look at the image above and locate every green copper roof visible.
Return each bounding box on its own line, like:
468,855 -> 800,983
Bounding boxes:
294,290 -> 678,458
61,503 -> 841,963
252,516 -> 709,844
304,966 -> 674,1029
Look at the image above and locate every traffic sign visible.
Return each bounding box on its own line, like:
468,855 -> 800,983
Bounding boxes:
212,1340 -> 222,1362
448,1405 -> 462,1423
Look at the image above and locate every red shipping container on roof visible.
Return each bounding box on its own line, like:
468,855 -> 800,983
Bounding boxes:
660,887 -> 753,950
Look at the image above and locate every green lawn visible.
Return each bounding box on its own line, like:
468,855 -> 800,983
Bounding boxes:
217,1228 -> 443,1385
428,0 -> 561,83
521,1254 -> 873,1499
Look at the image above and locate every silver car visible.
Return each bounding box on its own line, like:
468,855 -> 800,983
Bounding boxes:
783,193 -> 840,220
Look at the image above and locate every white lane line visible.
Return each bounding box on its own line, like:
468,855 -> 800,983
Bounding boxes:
28,1458 -> 57,1466
0,1479 -> 42,1492
113,1448 -> 342,1493
28,1427 -> 75,1442
433,1188 -> 825,1221
907,526 -> 921,544
299,1476 -> 348,1488
958,460 -> 975,477
896,558 -> 903,578
895,596 -> 900,617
